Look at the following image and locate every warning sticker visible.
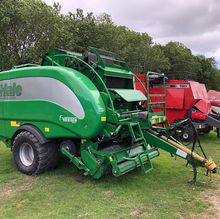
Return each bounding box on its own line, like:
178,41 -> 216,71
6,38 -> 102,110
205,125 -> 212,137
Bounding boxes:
176,149 -> 187,158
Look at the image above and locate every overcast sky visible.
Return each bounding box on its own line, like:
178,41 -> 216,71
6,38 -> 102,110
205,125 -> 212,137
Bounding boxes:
44,0 -> 220,65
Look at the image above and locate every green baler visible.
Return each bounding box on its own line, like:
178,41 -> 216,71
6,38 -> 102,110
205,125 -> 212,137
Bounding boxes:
0,47 -> 217,181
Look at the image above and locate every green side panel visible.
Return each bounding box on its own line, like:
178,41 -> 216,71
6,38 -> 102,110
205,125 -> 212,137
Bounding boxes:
110,89 -> 147,102
5,120 -> 77,139
0,66 -> 106,140
104,66 -> 133,79
1,101 -> 98,139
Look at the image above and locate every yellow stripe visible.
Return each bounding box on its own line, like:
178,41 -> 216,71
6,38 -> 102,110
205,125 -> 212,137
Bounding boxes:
101,116 -> 106,122
10,121 -> 20,127
81,139 -> 87,144
44,127 -> 50,132
151,119 -> 156,124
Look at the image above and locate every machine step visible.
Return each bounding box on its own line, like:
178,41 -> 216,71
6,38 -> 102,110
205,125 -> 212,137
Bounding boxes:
113,150 -> 159,176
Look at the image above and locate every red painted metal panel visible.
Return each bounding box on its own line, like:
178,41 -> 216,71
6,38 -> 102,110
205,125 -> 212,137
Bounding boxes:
194,99 -> 211,114
208,90 -> 220,100
189,81 -> 208,100
208,90 -> 220,107
183,83 -> 195,110
135,74 -> 146,95
136,74 -> 146,82
166,88 -> 184,109
165,80 -> 195,110
166,109 -> 187,124
210,100 -> 220,107
191,111 -> 206,120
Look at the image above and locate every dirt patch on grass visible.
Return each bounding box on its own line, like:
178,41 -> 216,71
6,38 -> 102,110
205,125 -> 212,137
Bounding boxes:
187,176 -> 220,219
200,174 -> 220,219
130,207 -> 147,217
199,190 -> 220,219
73,174 -> 87,184
0,176 -> 33,198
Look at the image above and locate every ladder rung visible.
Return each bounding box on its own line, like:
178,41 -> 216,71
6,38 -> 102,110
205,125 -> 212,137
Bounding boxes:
135,137 -> 144,142
149,94 -> 165,97
149,111 -> 165,116
149,102 -> 166,105
128,123 -> 145,143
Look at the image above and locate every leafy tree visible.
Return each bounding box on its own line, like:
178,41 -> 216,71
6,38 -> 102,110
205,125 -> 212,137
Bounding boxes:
0,1 -> 219,89
195,55 -> 220,89
0,0 -> 61,70
65,9 -> 97,52
162,41 -> 200,80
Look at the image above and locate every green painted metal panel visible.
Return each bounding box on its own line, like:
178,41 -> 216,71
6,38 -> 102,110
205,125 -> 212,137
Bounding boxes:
110,89 -> 147,102
103,66 -> 133,79
0,66 -> 106,139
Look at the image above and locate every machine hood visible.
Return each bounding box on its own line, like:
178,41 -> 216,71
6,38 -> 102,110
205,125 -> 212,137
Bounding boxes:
110,89 -> 147,102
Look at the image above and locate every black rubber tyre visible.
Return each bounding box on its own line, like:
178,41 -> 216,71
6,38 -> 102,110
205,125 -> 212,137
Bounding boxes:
180,124 -> 195,143
182,129 -> 193,141
12,131 -> 58,175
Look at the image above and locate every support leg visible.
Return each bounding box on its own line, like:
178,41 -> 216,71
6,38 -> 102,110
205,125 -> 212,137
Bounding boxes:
188,165 -> 197,184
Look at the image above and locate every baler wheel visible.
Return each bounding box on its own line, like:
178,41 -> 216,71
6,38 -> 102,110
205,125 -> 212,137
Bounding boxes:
181,123 -> 195,142
182,131 -> 191,141
12,131 -> 58,175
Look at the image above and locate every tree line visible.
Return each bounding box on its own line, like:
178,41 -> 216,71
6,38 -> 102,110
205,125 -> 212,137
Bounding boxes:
0,0 -> 219,89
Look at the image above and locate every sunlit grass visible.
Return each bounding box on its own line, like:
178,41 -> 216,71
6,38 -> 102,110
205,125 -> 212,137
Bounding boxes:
0,132 -> 219,218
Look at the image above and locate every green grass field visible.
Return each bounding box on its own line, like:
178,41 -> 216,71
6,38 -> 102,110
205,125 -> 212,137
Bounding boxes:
0,132 -> 219,219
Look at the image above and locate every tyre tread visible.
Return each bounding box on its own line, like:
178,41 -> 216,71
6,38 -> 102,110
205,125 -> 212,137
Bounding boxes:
13,131 -> 58,175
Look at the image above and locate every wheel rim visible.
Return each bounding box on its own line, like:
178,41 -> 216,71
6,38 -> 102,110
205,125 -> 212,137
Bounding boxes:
183,133 -> 189,140
19,143 -> 34,166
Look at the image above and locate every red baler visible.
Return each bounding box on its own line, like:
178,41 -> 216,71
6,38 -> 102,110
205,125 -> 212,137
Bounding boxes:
136,73 -> 220,140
